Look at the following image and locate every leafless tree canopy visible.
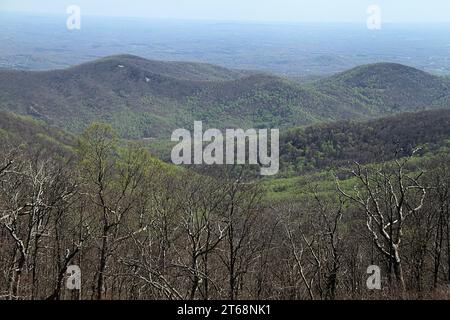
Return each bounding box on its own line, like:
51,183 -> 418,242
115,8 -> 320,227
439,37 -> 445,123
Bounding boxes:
0,127 -> 449,300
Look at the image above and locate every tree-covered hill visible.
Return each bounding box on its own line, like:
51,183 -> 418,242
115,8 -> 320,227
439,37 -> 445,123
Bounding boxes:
1,56 -> 450,139
280,108 -> 450,173
313,63 -> 450,115
0,111 -> 74,155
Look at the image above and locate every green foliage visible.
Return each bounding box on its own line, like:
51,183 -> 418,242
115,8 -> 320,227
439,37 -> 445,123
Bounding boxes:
76,123 -> 119,187
2,57 -> 450,139
280,109 -> 450,175
0,110 -> 74,156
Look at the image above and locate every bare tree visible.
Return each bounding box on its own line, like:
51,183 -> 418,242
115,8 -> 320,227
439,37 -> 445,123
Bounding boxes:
217,173 -> 262,300
278,190 -> 345,300
77,124 -> 149,299
338,156 -> 426,291
427,155 -> 450,288
0,153 -> 77,299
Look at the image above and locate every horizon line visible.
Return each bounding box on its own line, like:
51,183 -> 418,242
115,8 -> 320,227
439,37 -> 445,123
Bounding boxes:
2,10 -> 450,25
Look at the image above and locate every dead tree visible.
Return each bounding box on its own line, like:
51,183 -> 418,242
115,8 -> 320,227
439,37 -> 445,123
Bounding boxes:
311,191 -> 345,300
337,157 -> 426,291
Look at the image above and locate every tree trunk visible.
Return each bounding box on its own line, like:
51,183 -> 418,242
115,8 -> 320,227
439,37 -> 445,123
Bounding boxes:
96,228 -> 108,300
393,260 -> 406,292
9,253 -> 25,300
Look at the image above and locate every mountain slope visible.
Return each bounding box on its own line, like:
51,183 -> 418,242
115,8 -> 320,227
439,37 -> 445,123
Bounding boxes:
0,111 -> 74,155
280,108 -> 450,173
1,56 -> 449,139
312,63 -> 450,115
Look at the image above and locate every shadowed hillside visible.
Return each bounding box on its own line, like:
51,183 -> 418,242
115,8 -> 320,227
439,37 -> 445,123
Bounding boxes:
280,108 -> 450,173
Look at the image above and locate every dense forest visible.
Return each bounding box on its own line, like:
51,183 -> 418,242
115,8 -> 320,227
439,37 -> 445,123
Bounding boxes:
281,108 -> 450,173
1,110 -> 450,300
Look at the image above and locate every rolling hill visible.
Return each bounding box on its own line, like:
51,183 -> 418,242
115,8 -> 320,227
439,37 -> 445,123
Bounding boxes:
313,63 -> 450,115
0,111 -> 74,156
280,108 -> 450,174
0,55 -> 449,139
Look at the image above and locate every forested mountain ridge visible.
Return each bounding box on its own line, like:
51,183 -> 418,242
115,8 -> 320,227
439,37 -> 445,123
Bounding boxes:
313,63 -> 450,114
280,108 -> 450,173
1,55 -> 450,139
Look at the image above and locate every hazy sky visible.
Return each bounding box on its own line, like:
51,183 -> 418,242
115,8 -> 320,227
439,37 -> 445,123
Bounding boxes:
1,0 -> 449,23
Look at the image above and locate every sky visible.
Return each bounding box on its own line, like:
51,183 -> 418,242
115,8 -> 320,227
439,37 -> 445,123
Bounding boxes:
0,0 -> 449,23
